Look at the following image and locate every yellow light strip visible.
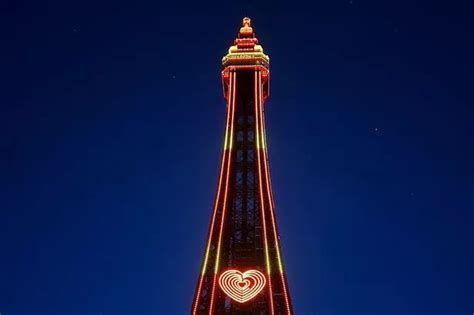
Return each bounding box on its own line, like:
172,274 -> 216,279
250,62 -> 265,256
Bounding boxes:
223,123 -> 230,150
258,71 -> 292,314
191,72 -> 235,315
209,71 -> 237,314
255,70 -> 275,314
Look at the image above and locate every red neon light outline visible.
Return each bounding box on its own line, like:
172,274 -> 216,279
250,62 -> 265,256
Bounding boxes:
192,72 -> 235,315
208,71 -> 237,314
257,71 -> 292,314
254,70 -> 275,313
225,65 -> 268,73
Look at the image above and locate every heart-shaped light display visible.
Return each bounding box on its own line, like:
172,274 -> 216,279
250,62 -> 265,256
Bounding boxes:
218,269 -> 266,303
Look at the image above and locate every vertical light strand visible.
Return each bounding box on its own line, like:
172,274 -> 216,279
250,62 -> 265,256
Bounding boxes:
258,71 -> 292,314
192,72 -> 235,315
254,70 -> 275,314
209,71 -> 237,314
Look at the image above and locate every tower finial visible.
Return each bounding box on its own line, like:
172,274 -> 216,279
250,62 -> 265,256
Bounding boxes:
243,17 -> 251,27
239,17 -> 253,36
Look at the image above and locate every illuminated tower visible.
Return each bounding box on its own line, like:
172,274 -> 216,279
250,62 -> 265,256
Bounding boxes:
191,18 -> 293,314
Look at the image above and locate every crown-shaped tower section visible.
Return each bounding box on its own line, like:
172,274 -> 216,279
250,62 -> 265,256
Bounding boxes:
222,17 -> 269,68
222,17 -> 270,102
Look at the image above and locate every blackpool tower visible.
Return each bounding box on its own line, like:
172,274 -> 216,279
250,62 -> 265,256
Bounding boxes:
191,18 -> 293,314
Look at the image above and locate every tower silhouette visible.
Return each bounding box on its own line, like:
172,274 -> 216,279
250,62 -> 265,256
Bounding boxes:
191,18 -> 293,314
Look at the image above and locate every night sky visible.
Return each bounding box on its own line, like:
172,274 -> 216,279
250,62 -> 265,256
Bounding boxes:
1,0 -> 473,314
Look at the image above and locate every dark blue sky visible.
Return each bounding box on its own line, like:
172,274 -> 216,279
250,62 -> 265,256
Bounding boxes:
1,0 -> 473,314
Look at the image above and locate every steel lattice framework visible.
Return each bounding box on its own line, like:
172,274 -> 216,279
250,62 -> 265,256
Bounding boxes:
191,18 -> 293,315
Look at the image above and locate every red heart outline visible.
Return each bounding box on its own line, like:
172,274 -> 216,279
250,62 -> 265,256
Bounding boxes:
218,269 -> 266,303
